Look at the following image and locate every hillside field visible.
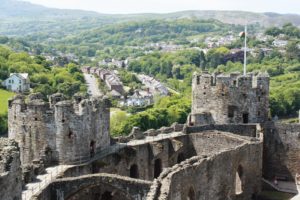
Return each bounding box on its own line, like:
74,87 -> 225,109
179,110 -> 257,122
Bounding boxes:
0,89 -> 14,114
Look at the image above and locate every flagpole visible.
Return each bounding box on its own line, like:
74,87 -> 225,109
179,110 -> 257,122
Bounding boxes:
243,25 -> 247,76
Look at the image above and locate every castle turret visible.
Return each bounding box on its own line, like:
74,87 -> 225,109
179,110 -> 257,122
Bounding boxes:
55,96 -> 110,164
8,93 -> 111,168
190,72 -> 269,126
8,93 -> 53,167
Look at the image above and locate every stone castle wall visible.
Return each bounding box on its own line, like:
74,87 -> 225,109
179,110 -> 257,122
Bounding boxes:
8,93 -> 110,169
191,72 -> 269,125
0,138 -> 22,200
147,134 -> 263,200
40,124 -> 263,200
263,122 -> 300,181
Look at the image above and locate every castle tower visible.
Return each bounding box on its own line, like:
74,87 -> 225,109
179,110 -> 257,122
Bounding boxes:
8,93 -> 111,168
8,93 -> 53,167
190,72 -> 269,126
54,96 -> 111,164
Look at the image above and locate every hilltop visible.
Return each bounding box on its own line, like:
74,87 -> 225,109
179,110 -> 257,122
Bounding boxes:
1,0 -> 300,36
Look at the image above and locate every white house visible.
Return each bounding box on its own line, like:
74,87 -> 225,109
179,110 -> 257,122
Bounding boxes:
120,90 -> 153,107
272,40 -> 288,48
2,73 -> 30,93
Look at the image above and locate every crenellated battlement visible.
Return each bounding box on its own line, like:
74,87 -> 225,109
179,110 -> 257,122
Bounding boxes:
9,93 -> 110,116
193,72 -> 269,90
191,72 -> 269,125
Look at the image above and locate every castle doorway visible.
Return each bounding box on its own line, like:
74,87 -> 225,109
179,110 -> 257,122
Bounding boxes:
187,187 -> 195,200
130,164 -> 139,178
235,165 -> 243,195
90,140 -> 95,158
154,158 -> 162,178
242,113 -> 249,124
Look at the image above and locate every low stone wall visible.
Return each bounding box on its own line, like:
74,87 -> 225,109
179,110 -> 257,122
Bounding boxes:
115,123 -> 185,143
147,140 -> 263,200
60,124 -> 262,184
185,124 -> 259,138
188,131 -> 246,156
33,173 -> 152,200
263,122 -> 300,181
0,138 -> 22,200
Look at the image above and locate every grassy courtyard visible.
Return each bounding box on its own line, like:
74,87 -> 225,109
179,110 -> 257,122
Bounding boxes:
0,89 -> 15,114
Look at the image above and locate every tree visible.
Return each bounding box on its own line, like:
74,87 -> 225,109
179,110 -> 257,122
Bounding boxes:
286,41 -> 300,61
207,47 -> 230,68
265,27 -> 282,37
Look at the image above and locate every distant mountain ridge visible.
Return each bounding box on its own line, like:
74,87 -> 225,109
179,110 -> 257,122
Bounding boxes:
0,0 -> 100,18
1,0 -> 300,36
159,10 -> 300,27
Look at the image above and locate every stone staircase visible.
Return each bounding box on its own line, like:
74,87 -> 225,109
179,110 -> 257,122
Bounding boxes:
22,165 -> 71,200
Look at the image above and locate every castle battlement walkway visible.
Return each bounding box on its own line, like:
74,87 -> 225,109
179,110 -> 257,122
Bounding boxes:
21,132 -> 184,200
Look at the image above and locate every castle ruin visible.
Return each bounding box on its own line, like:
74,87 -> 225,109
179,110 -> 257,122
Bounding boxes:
1,72 -> 300,200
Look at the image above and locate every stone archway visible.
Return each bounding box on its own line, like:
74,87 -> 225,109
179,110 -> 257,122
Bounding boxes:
235,165 -> 243,195
66,183 -> 132,200
187,187 -> 195,200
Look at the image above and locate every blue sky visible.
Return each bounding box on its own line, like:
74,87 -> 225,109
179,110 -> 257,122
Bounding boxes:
23,0 -> 300,14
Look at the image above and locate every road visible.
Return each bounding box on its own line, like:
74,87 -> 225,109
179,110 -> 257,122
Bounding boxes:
84,73 -> 102,97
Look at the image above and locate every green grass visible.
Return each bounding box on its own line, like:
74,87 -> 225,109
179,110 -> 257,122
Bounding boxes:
279,117 -> 299,124
0,89 -> 15,114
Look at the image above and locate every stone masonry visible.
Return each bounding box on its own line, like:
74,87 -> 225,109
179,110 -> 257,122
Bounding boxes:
0,138 -> 22,200
190,72 -> 269,125
7,93 -> 110,180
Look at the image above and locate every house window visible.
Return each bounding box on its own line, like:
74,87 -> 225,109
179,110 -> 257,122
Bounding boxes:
19,80 -> 21,84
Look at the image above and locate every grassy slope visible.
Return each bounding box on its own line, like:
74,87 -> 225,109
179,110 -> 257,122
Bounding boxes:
0,89 -> 14,114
